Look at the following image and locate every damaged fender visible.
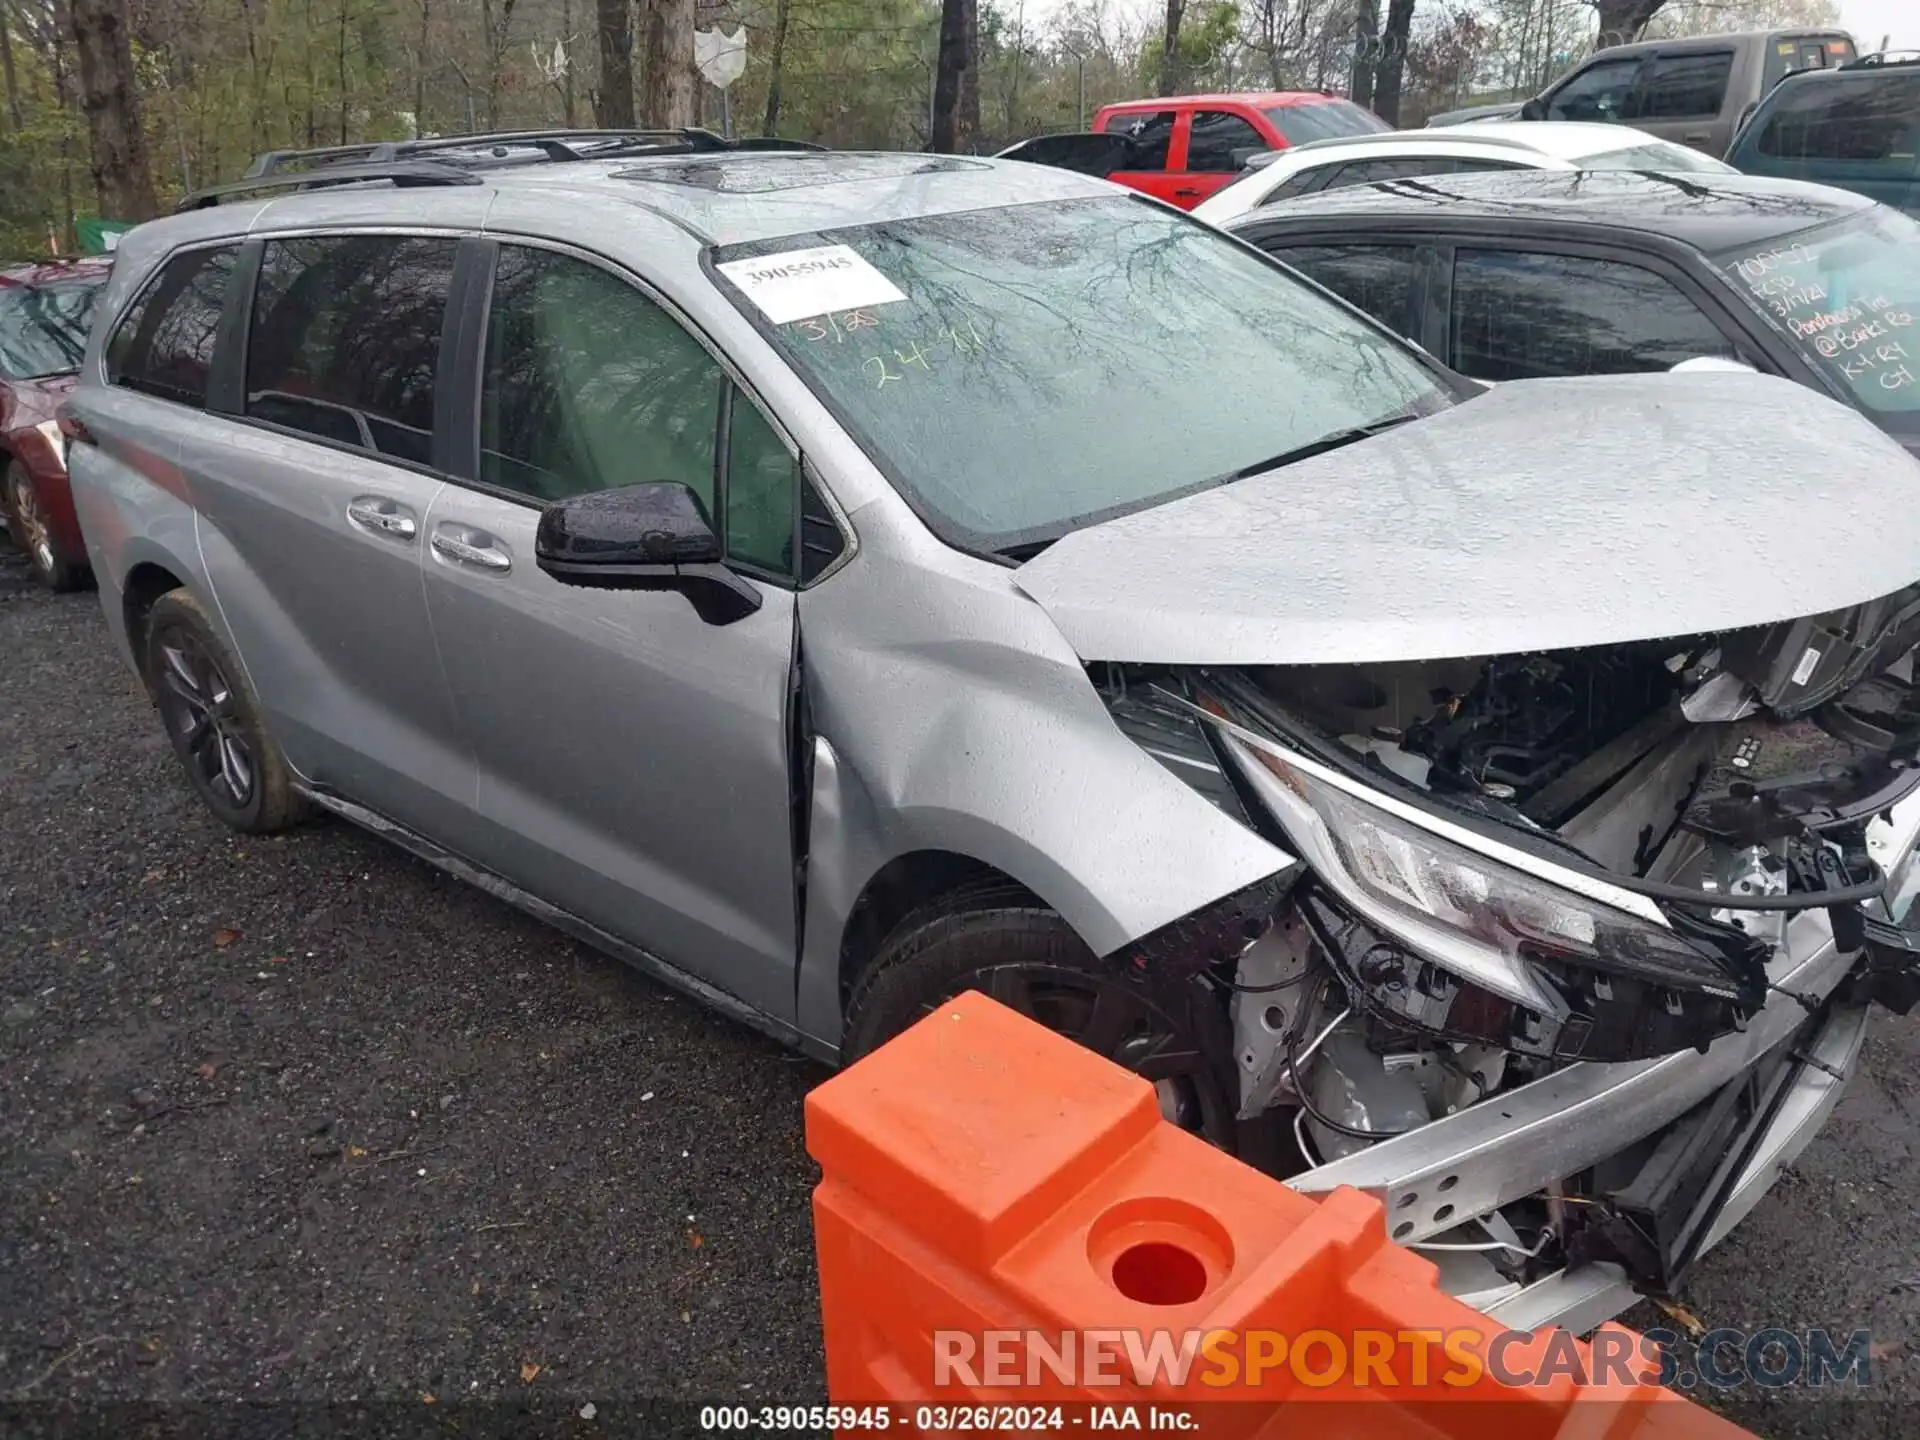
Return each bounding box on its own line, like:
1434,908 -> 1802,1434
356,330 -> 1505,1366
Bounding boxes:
792,507 -> 1293,1049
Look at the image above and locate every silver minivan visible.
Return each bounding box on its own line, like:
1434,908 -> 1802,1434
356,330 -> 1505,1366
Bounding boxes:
68,131 -> 1920,1333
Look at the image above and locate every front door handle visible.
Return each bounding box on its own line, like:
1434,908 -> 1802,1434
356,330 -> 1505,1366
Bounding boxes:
1682,131 -> 1712,145
431,525 -> 512,573
1174,185 -> 1203,197
346,495 -> 418,541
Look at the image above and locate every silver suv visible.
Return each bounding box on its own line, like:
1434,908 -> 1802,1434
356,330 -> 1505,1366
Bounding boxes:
69,129 -> 1920,1332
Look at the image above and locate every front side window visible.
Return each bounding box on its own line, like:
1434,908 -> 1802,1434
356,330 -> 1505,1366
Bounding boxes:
481,244 -> 722,507
1713,208 -> 1920,435
106,246 -> 238,407
1637,51 -> 1734,119
1185,111 -> 1267,172
715,197 -> 1451,554
1449,248 -> 1735,381
481,245 -> 812,578
1755,73 -> 1920,161
0,280 -> 103,380
1276,245 -> 1421,340
246,235 -> 456,465
1099,110 -> 1175,169
1548,57 -> 1644,123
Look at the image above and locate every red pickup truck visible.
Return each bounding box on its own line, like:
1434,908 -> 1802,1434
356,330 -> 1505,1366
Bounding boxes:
1089,92 -> 1389,209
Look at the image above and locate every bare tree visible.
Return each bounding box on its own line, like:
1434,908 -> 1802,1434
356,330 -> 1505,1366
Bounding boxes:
0,0 -> 23,129
481,0 -> 517,126
931,0 -> 978,152
761,0 -> 791,134
1350,0 -> 1378,108
595,0 -> 634,125
1158,0 -> 1184,95
1591,0 -> 1667,44
68,0 -> 157,218
639,0 -> 695,127
1371,0 -> 1416,123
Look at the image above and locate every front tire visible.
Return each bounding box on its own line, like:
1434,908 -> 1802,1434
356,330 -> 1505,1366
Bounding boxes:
4,461 -> 86,592
142,588 -> 309,834
843,881 -> 1239,1149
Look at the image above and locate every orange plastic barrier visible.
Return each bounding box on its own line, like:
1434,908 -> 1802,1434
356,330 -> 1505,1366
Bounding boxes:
807,989 -> 1758,1439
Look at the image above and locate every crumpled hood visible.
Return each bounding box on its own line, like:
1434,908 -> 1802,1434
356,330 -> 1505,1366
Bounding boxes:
1015,371 -> 1920,666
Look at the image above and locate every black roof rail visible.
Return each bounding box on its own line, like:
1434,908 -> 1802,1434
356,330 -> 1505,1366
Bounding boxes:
243,127 -> 825,178
177,159 -> 484,211
1840,50 -> 1920,69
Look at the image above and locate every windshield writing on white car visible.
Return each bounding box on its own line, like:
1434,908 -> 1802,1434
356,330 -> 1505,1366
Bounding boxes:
1717,207 -> 1920,430
713,197 -> 1451,554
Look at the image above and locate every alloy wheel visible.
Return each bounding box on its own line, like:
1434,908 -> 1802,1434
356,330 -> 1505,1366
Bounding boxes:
9,469 -> 55,578
153,626 -> 255,808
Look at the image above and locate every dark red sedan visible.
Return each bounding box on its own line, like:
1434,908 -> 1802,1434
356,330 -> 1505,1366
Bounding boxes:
1,257 -> 111,590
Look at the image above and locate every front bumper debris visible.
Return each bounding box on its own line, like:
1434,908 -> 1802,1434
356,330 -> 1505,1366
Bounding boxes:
1285,906 -> 1856,1243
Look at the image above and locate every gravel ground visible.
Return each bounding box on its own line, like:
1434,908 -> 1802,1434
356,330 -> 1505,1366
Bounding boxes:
1,545 -> 1917,1437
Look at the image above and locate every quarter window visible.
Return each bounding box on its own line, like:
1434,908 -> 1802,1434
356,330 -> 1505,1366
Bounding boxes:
246,235 -> 456,465
105,246 -> 238,407
1637,51 -> 1734,119
1277,245 -> 1421,340
1185,111 -> 1267,172
1449,248 -> 1736,380
1100,109 -> 1176,169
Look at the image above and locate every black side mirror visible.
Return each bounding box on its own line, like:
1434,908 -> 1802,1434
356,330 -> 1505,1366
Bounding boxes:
1519,97 -> 1548,121
535,481 -> 763,626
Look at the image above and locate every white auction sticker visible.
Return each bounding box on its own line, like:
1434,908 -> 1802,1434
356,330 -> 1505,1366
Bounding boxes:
717,244 -> 907,325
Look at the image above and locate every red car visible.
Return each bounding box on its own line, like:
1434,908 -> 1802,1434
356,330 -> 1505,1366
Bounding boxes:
1,257 -> 111,590
1090,92 -> 1389,209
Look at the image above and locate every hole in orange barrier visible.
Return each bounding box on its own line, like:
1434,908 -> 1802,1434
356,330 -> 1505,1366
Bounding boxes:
1110,1241 -> 1208,1306
1086,1196 -> 1234,1308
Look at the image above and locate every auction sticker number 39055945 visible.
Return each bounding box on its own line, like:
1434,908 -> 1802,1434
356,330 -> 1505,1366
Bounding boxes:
716,244 -> 909,325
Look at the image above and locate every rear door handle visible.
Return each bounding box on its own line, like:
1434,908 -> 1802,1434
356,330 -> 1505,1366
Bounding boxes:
346,495 -> 418,541
431,524 -> 512,573
1174,185 -> 1203,197
1682,131 -> 1712,144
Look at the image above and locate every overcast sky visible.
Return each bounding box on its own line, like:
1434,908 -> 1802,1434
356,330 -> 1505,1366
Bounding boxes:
1019,1 -> 1917,52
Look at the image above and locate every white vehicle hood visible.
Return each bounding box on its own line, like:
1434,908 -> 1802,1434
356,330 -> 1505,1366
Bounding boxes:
1014,372 -> 1920,666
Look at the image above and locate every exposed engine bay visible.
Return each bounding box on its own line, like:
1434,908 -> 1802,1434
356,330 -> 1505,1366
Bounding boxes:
1097,582 -> 1920,1308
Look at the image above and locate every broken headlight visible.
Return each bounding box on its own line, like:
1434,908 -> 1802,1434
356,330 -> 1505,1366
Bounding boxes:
1219,729 -> 1749,1010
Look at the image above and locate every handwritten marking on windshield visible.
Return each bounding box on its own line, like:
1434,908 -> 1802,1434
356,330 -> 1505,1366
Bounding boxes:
794,308 -> 884,343
852,316 -> 992,389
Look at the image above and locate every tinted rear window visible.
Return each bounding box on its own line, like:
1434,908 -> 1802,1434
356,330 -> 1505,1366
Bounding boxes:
246,235 -> 456,465
1264,100 -> 1390,144
105,246 -> 238,408
1755,72 -> 1920,161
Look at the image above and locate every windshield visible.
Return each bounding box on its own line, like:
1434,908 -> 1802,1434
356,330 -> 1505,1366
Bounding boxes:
0,280 -> 101,380
1264,100 -> 1391,145
713,197 -> 1452,553
1713,206 -> 1920,436
1582,141 -> 1737,174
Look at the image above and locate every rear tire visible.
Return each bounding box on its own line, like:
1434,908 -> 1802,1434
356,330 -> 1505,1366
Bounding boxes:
842,880 -> 1239,1149
142,588 -> 309,834
4,461 -> 86,592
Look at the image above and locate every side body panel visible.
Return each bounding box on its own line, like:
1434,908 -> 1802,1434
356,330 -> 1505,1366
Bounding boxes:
416,482 -> 803,1022
790,499 -> 1293,1049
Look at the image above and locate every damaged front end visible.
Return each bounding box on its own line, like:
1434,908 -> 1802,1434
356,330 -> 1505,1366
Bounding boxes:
1097,584 -> 1920,1326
